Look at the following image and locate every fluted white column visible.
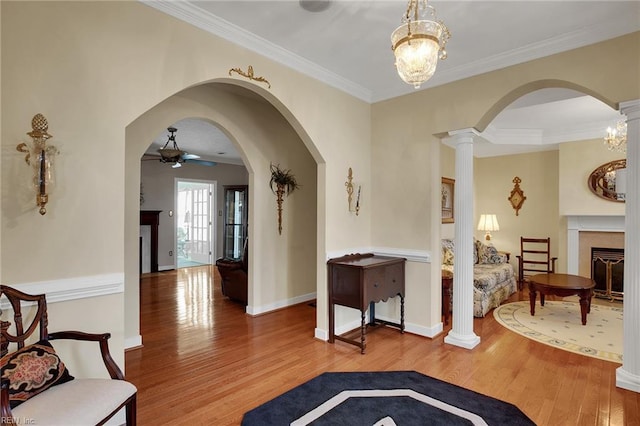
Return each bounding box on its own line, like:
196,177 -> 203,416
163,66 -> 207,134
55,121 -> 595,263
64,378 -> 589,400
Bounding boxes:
617,99 -> 640,393
445,129 -> 480,349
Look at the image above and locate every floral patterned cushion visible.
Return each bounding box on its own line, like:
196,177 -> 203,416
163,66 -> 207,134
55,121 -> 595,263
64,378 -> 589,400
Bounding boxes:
442,239 -> 455,265
1,340 -> 74,408
442,238 -> 481,264
476,240 -> 506,264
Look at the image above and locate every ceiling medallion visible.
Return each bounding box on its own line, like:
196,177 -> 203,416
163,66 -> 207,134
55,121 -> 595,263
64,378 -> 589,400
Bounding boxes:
391,0 -> 450,89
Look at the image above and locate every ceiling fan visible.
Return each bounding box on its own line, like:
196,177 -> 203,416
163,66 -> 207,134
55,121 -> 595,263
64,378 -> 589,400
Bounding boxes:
143,127 -> 217,168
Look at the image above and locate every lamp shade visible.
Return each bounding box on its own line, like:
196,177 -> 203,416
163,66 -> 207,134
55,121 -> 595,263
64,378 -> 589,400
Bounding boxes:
477,214 -> 500,232
478,214 -> 499,240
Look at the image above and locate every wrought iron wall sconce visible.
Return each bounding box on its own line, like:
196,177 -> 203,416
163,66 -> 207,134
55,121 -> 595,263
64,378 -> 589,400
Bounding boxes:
16,114 -> 58,215
345,167 -> 361,216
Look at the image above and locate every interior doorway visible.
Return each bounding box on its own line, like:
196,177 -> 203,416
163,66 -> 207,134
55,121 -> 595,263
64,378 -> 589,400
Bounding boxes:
176,179 -> 216,268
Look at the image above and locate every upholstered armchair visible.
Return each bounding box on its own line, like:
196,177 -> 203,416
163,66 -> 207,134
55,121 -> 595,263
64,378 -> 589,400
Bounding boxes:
0,285 -> 137,426
215,240 -> 248,305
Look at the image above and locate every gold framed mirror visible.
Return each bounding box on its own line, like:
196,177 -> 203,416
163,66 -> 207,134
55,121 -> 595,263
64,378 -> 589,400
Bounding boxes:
588,159 -> 626,202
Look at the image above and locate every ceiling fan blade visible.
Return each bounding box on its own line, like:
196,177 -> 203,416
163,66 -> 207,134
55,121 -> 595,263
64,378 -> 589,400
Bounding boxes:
185,159 -> 217,167
172,162 -> 182,168
182,153 -> 200,160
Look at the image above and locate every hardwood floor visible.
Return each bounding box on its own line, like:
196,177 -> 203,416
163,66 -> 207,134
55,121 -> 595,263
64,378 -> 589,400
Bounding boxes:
126,265 -> 639,425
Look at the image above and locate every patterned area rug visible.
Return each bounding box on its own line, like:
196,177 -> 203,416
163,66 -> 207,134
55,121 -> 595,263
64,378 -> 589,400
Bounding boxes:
493,301 -> 622,363
242,371 -> 535,425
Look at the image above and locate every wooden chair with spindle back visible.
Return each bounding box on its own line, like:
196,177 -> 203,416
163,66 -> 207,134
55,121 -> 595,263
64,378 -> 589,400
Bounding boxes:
516,237 -> 558,290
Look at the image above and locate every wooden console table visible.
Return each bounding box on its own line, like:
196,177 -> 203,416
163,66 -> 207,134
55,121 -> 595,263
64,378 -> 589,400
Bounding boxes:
327,253 -> 406,354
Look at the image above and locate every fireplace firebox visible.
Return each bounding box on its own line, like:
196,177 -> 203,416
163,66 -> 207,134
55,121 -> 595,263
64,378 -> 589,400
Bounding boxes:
591,247 -> 624,301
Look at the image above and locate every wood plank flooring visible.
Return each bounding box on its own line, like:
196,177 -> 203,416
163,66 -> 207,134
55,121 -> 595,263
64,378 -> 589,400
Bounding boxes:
125,265 -> 639,425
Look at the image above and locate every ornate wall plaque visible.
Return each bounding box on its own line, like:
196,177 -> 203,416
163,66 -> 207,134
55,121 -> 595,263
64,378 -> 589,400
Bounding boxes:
508,176 -> 526,216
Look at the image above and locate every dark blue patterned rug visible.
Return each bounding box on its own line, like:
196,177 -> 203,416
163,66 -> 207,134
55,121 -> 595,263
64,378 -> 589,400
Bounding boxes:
242,371 -> 535,425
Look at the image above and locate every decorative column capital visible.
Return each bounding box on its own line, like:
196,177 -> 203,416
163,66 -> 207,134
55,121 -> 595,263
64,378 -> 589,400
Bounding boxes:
620,99 -> 640,120
445,128 -> 479,146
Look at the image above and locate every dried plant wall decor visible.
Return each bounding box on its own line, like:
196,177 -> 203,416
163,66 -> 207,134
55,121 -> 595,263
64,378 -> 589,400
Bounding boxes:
508,176 -> 526,216
269,163 -> 300,234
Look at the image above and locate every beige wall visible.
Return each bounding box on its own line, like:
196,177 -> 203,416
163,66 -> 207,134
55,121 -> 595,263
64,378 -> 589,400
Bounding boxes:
1,0 -> 639,372
1,1 -> 371,369
559,138 -> 626,216
475,150 -> 560,271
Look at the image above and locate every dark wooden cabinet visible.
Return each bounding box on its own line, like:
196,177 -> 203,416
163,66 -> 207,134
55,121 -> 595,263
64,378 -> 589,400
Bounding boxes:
327,253 -> 406,354
140,210 -> 161,273
222,185 -> 248,259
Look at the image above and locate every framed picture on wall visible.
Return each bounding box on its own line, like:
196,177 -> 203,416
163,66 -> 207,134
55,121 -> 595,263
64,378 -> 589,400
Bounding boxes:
442,177 -> 455,223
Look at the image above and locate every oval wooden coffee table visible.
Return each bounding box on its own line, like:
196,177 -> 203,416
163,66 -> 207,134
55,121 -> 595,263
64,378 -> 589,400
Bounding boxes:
529,273 -> 595,325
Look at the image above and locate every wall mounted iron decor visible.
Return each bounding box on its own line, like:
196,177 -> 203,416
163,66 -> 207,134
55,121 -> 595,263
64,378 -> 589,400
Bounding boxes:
16,114 -> 59,215
508,176 -> 526,216
588,159 -> 626,202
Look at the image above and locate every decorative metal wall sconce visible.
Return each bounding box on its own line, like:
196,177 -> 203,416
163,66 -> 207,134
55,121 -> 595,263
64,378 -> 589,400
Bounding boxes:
16,114 -> 59,215
345,167 -> 361,216
508,176 -> 526,216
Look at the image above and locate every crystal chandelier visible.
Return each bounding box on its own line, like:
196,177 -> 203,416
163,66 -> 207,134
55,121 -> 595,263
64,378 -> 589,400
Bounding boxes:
391,0 -> 450,89
604,120 -> 627,153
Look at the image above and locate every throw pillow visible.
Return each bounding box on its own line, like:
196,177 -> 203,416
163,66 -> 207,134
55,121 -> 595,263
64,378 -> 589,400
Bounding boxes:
441,239 -> 455,266
477,241 -> 504,264
0,340 -> 74,408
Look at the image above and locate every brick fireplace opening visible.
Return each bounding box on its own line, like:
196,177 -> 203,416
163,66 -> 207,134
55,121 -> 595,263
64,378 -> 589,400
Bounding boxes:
591,247 -> 624,300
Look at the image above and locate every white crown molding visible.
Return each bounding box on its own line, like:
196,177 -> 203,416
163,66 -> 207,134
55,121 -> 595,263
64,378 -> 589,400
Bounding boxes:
1,273 -> 124,310
140,0 -> 372,102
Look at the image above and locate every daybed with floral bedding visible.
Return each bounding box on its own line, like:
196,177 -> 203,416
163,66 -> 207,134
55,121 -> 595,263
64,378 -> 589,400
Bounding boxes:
442,238 -> 517,317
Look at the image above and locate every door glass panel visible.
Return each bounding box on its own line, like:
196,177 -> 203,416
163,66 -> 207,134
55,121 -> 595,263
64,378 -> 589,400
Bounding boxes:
177,181 -> 213,266
223,186 -> 248,259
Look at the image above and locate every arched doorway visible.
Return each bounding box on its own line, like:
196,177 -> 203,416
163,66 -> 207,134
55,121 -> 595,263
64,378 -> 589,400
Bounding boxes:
124,81 -> 323,348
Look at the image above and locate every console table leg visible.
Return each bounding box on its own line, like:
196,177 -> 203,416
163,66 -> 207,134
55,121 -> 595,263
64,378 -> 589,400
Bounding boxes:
400,295 -> 405,333
360,312 -> 366,354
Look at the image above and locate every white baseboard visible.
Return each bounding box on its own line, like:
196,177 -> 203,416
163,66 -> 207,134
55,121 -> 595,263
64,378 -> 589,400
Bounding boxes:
246,292 -> 316,316
124,335 -> 143,350
616,367 -> 640,393
159,265 -> 175,271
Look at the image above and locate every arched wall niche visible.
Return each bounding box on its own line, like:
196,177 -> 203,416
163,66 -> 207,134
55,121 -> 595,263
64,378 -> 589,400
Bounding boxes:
125,79 -> 322,345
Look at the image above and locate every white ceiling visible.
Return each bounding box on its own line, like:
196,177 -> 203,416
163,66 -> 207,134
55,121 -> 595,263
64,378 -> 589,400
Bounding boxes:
143,0 -> 639,162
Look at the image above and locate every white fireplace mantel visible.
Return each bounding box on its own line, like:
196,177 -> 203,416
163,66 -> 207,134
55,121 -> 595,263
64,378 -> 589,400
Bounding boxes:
567,215 -> 625,274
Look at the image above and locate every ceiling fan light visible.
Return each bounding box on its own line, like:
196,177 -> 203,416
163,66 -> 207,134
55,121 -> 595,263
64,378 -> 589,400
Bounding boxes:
172,161 -> 182,169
